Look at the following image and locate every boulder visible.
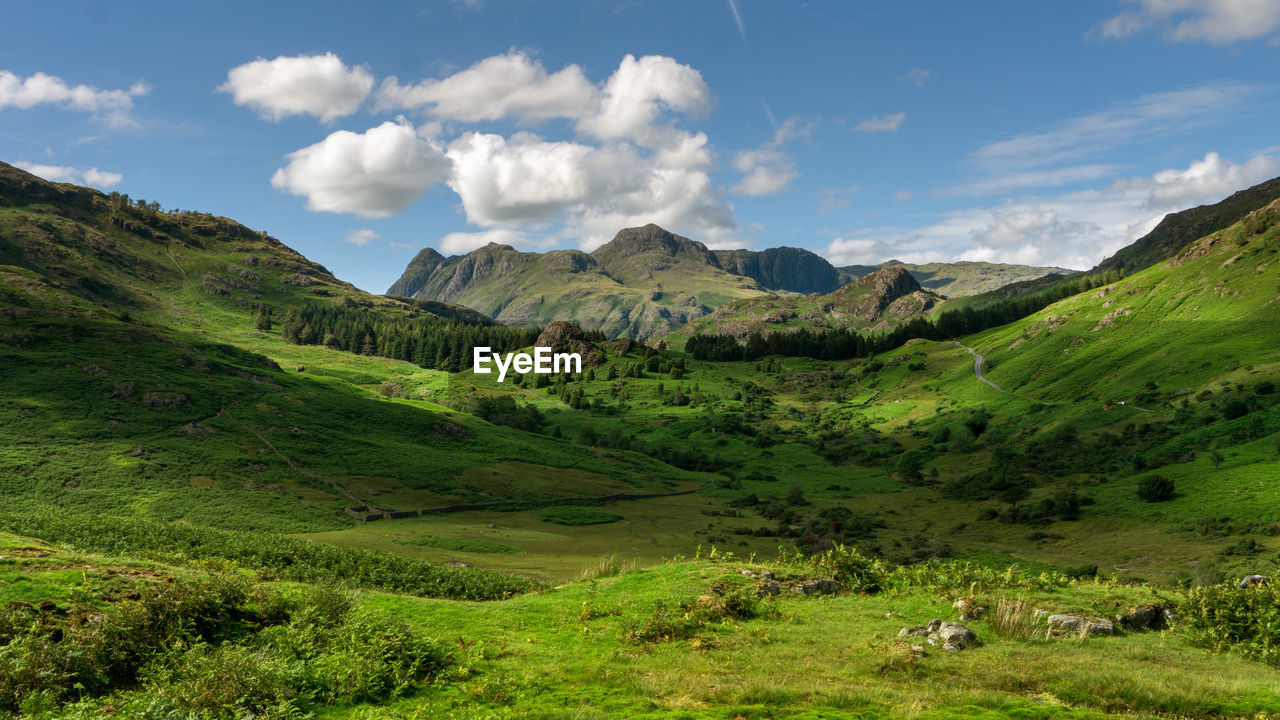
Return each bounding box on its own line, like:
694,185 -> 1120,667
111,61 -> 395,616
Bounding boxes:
793,578 -> 841,596
1115,605 -> 1163,631
937,622 -> 979,651
757,580 -> 781,597
1238,574 -> 1269,589
1048,614 -> 1115,637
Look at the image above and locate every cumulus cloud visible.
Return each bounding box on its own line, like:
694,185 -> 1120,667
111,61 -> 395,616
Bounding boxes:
581,54 -> 712,149
0,70 -> 147,126
1110,151 -> 1280,209
1094,0 -> 1280,44
219,53 -> 373,122
15,162 -> 122,188
375,51 -> 595,122
271,120 -> 451,217
824,150 -> 1280,270
379,52 -> 712,152
443,130 -> 736,249
345,228 -> 381,247
852,111 -> 905,133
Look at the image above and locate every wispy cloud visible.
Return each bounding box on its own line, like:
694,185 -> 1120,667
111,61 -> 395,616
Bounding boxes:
899,68 -> 931,87
972,81 -> 1262,171
852,111 -> 905,133
0,70 -> 148,127
727,0 -> 747,47
730,117 -> 809,196
1093,0 -> 1280,44
345,228 -> 381,247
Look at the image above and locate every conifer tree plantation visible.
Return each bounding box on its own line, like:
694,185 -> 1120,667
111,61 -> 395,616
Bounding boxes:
5,2 -> 1280,717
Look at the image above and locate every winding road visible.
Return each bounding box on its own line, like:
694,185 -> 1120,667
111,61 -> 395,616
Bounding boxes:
953,342 -> 1005,393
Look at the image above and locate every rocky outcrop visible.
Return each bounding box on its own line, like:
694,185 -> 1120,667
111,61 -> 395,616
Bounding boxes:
713,246 -> 842,294
535,322 -> 604,367
899,619 -> 979,651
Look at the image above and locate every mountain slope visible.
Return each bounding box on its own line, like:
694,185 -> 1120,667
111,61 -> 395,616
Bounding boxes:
839,260 -> 1077,298
389,224 -> 770,340
667,265 -> 943,345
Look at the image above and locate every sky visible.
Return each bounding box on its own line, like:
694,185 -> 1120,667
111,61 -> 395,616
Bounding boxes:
3,0 -> 1279,293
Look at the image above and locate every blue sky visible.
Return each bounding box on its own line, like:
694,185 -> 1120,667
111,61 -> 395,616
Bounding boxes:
3,0 -> 1279,292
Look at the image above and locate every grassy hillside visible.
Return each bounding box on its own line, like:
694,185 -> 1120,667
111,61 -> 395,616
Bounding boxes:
0,162 -> 704,541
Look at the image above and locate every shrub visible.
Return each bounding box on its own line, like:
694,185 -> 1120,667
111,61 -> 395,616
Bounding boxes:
536,506 -> 623,526
779,545 -> 887,594
1181,582 -> 1280,665
1136,474 -> 1175,502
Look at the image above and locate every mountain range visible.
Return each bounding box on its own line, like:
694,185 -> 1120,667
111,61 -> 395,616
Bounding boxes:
389,225 -> 1075,340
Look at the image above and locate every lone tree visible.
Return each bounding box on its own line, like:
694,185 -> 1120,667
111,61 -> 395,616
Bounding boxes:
1136,474 -> 1175,503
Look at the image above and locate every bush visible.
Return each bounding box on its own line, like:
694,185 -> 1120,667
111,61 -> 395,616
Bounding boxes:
779,545 -> 887,593
1181,582 -> 1280,665
1136,474 -> 1175,502
536,506 -> 622,526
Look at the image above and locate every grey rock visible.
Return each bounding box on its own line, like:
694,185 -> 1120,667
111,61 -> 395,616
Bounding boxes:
759,570 -> 774,580
758,580 -> 781,597
794,578 -> 841,595
937,622 -> 979,650
1239,574 -> 1269,589
898,624 -> 930,638
1048,614 -> 1115,637
1115,605 -> 1162,631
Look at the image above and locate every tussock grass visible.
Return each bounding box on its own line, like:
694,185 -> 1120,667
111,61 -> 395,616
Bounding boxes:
577,552 -> 637,582
986,597 -> 1043,640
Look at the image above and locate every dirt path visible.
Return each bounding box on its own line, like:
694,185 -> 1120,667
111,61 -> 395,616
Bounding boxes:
217,400 -> 366,507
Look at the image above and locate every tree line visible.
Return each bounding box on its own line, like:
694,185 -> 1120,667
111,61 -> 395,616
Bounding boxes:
276,303 -> 538,372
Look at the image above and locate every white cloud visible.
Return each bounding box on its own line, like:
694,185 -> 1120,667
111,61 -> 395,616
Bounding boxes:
731,148 -> 797,195
579,54 -> 713,149
380,52 -> 712,152
730,117 -> 807,196
1111,150 -> 1280,208
852,111 -> 905,133
443,130 -> 737,249
900,68 -> 931,86
1095,0 -> 1280,44
439,228 -> 540,254
823,150 -> 1280,270
0,71 -> 147,126
375,50 -> 596,122
345,228 -> 381,247
15,162 -> 122,188
219,53 -> 373,122
271,120 -> 451,217
973,82 -> 1259,171
949,164 -> 1123,196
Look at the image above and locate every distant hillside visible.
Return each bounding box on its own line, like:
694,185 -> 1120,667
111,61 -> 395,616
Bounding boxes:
389,224 -> 774,340
666,266 -> 942,346
1096,175 -> 1280,274
838,260 -> 1076,298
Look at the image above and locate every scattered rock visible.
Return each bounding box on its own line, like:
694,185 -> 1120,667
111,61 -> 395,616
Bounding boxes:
740,569 -> 755,577
792,578 -> 841,596
140,392 -> 190,410
1238,574 -> 1269,589
179,422 -> 215,437
757,580 -> 781,597
1115,605 -> 1163,631
1048,614 -> 1115,637
758,570 -> 774,580
295,366 -> 305,372
1034,609 -> 1049,619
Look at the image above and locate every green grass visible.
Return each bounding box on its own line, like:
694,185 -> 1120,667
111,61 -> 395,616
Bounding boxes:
402,534 -> 520,554
536,507 -> 624,526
